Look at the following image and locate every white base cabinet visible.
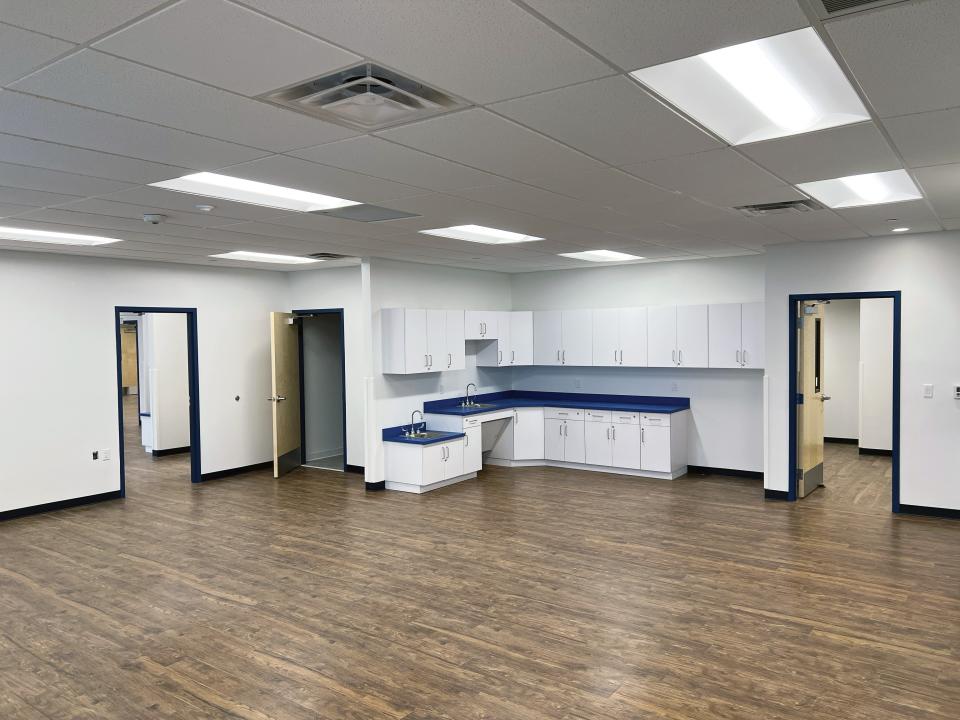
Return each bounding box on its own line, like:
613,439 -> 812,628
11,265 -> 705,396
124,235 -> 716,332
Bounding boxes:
384,437 -> 475,493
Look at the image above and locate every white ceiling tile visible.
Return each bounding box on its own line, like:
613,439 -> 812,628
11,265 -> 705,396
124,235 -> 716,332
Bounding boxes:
740,122 -> 901,184
254,212 -> 413,240
12,50 -> 358,152
95,186 -> 300,222
221,154 -> 425,203
0,133 -> 186,184
94,0 -> 361,95
290,136 -> 500,191
0,202 -> 36,218
883,107 -> 960,169
913,163 -> 960,218
0,184 -> 80,207
943,218 -> 960,231
523,0 -> 807,70
671,215 -> 794,248
0,91 -> 267,168
827,0 -> 960,117
244,0 -> 611,103
377,109 -> 606,184
622,148 -> 803,207
753,210 -> 867,241
518,166 -> 675,210
52,197 -> 259,230
0,1 -> 168,43
0,23 -> 74,84
835,199 -> 943,236
0,162 -> 133,197
489,75 -> 721,166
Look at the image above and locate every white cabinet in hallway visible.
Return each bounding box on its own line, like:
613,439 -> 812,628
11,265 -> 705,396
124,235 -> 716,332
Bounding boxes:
648,305 -> 708,367
464,310 -> 498,340
593,307 -> 648,366
708,302 -> 764,369
477,311 -> 533,367
382,308 -> 465,374
534,310 -> 593,366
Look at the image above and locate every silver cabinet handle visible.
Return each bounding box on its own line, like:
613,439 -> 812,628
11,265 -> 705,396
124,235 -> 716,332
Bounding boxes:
612,427 -> 616,440
606,427 -> 611,440
619,349 -> 624,364
556,349 -> 561,362
564,423 -> 568,437
511,349 -> 516,363
514,409 -> 519,424
614,349 -> 618,363
559,422 -> 563,436
672,349 -> 676,364
678,349 -> 683,365
465,433 -> 469,447
562,349 -> 566,364
498,349 -> 503,364
736,349 -> 741,365
641,427 -> 645,443
742,349 -> 748,365
424,354 -> 429,368
429,354 -> 433,367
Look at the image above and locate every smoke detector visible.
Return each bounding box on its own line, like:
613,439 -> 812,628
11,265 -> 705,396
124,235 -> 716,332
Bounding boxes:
734,198 -> 826,217
259,62 -> 465,130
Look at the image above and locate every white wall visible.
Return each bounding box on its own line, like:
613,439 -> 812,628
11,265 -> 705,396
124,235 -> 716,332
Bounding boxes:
0,251 -> 287,512
302,314 -> 344,462
859,297 -> 894,452
145,313 -> 190,451
823,299 -> 860,440
510,255 -> 767,472
286,265 -> 363,467
765,232 -> 960,510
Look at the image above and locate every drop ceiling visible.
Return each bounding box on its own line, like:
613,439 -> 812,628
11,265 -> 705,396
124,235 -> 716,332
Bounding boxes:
0,0 -> 955,272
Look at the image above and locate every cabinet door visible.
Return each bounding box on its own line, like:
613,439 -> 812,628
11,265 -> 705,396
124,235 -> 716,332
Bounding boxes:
513,407 -> 544,460
404,309 -> 429,373
444,440 -> 464,480
564,420 -> 586,464
640,425 -> 672,472
463,427 -> 482,474
619,307 -> 648,367
561,309 -> 593,366
676,304 -> 708,368
584,422 -> 613,466
592,309 -> 620,367
445,310 -> 465,371
422,443 -> 445,486
464,310 -> 498,340
708,303 -> 742,369
647,305 -> 677,367
740,302 -> 764,369
510,311 -> 533,366
611,423 -> 642,470
495,311 -> 511,366
544,418 -> 565,461
425,310 -> 446,372
534,311 -> 563,366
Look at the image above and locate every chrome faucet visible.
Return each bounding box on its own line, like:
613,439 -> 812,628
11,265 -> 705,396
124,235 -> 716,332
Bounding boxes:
408,409 -> 424,436
464,383 -> 477,407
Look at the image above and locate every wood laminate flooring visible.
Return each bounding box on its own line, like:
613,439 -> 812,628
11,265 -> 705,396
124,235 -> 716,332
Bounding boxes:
0,402 -> 957,719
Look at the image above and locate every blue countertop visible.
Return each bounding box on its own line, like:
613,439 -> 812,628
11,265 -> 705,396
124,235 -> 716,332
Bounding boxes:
382,425 -> 465,446
423,390 -> 690,416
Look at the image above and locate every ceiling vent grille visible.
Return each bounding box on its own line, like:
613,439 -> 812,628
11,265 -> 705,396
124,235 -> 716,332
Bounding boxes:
307,252 -> 351,260
259,63 -> 465,130
816,0 -> 912,19
735,198 -> 826,217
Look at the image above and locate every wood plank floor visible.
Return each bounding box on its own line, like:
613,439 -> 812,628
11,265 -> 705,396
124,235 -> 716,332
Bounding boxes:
0,403 -> 957,719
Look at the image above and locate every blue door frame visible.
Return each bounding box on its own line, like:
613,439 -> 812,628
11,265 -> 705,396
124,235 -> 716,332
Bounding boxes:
293,309 -> 347,471
115,306 -> 201,492
787,292 -> 901,510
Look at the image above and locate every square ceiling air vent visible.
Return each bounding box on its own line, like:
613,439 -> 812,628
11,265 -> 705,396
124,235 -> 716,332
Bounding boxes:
310,204 -> 420,222
259,63 -> 465,130
815,0 -> 912,19
735,198 -> 826,217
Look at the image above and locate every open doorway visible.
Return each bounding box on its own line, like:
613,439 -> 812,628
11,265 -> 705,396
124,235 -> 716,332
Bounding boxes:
269,309 -> 347,477
114,307 -> 200,491
788,292 -> 900,511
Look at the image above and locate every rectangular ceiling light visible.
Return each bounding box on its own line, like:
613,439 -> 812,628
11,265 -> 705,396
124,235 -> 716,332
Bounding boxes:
797,169 -> 922,208
630,28 -> 870,145
419,224 -> 543,244
211,251 -> 321,264
558,250 -> 644,262
0,225 -> 121,245
151,172 -> 359,212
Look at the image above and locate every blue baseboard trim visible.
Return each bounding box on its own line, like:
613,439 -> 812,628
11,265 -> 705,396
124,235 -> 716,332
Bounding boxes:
898,504 -> 960,519
0,490 -> 122,522
365,481 -> 385,491
764,489 -> 790,501
200,461 -> 271,482
688,465 -> 762,480
345,464 -> 364,475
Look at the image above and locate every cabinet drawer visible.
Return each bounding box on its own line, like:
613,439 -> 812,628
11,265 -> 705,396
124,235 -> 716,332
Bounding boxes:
584,410 -> 612,423
463,416 -> 481,428
612,412 -> 640,425
544,407 -> 583,420
640,413 -> 671,427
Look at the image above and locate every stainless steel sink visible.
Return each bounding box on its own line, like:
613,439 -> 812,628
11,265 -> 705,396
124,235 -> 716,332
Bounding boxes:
459,402 -> 496,409
403,430 -> 449,439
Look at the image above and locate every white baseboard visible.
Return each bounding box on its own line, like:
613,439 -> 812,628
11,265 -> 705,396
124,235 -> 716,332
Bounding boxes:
385,472 -> 477,494
485,457 -> 685,480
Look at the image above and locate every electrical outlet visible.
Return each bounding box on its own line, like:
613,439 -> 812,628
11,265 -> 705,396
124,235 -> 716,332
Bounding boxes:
954,385 -> 960,400
92,450 -> 99,460
923,384 -> 934,398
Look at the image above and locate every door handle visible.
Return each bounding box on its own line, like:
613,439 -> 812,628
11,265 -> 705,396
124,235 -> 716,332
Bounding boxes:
820,396 -> 832,402
267,396 -> 286,402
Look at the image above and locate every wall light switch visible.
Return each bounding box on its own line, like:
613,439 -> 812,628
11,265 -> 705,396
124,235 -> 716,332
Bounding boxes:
923,384 -> 934,398
954,385 -> 960,400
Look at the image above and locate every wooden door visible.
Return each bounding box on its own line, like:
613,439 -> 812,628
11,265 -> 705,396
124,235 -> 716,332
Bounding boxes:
270,312 -> 301,478
708,303 -> 742,369
592,308 -> 620,367
647,305 -> 677,367
797,302 -> 826,497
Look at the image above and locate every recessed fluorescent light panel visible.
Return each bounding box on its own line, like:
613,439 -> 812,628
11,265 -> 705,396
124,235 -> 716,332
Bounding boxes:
797,170 -> 922,208
0,226 -> 121,246
630,28 -> 870,145
419,224 -> 543,244
151,172 -> 359,212
891,227 -> 910,232
211,251 -> 320,264
559,250 -> 643,262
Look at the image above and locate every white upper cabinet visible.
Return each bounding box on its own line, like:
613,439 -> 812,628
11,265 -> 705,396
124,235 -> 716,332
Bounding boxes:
533,310 -> 563,366
593,307 -> 648,367
561,309 -> 593,366
510,311 -> 533,366
426,310 -> 446,371
444,310 -> 465,371
464,310 -> 499,340
708,302 -> 765,369
740,302 -> 765,369
647,305 -> 678,367
676,304 -> 708,367
382,308 -> 459,374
